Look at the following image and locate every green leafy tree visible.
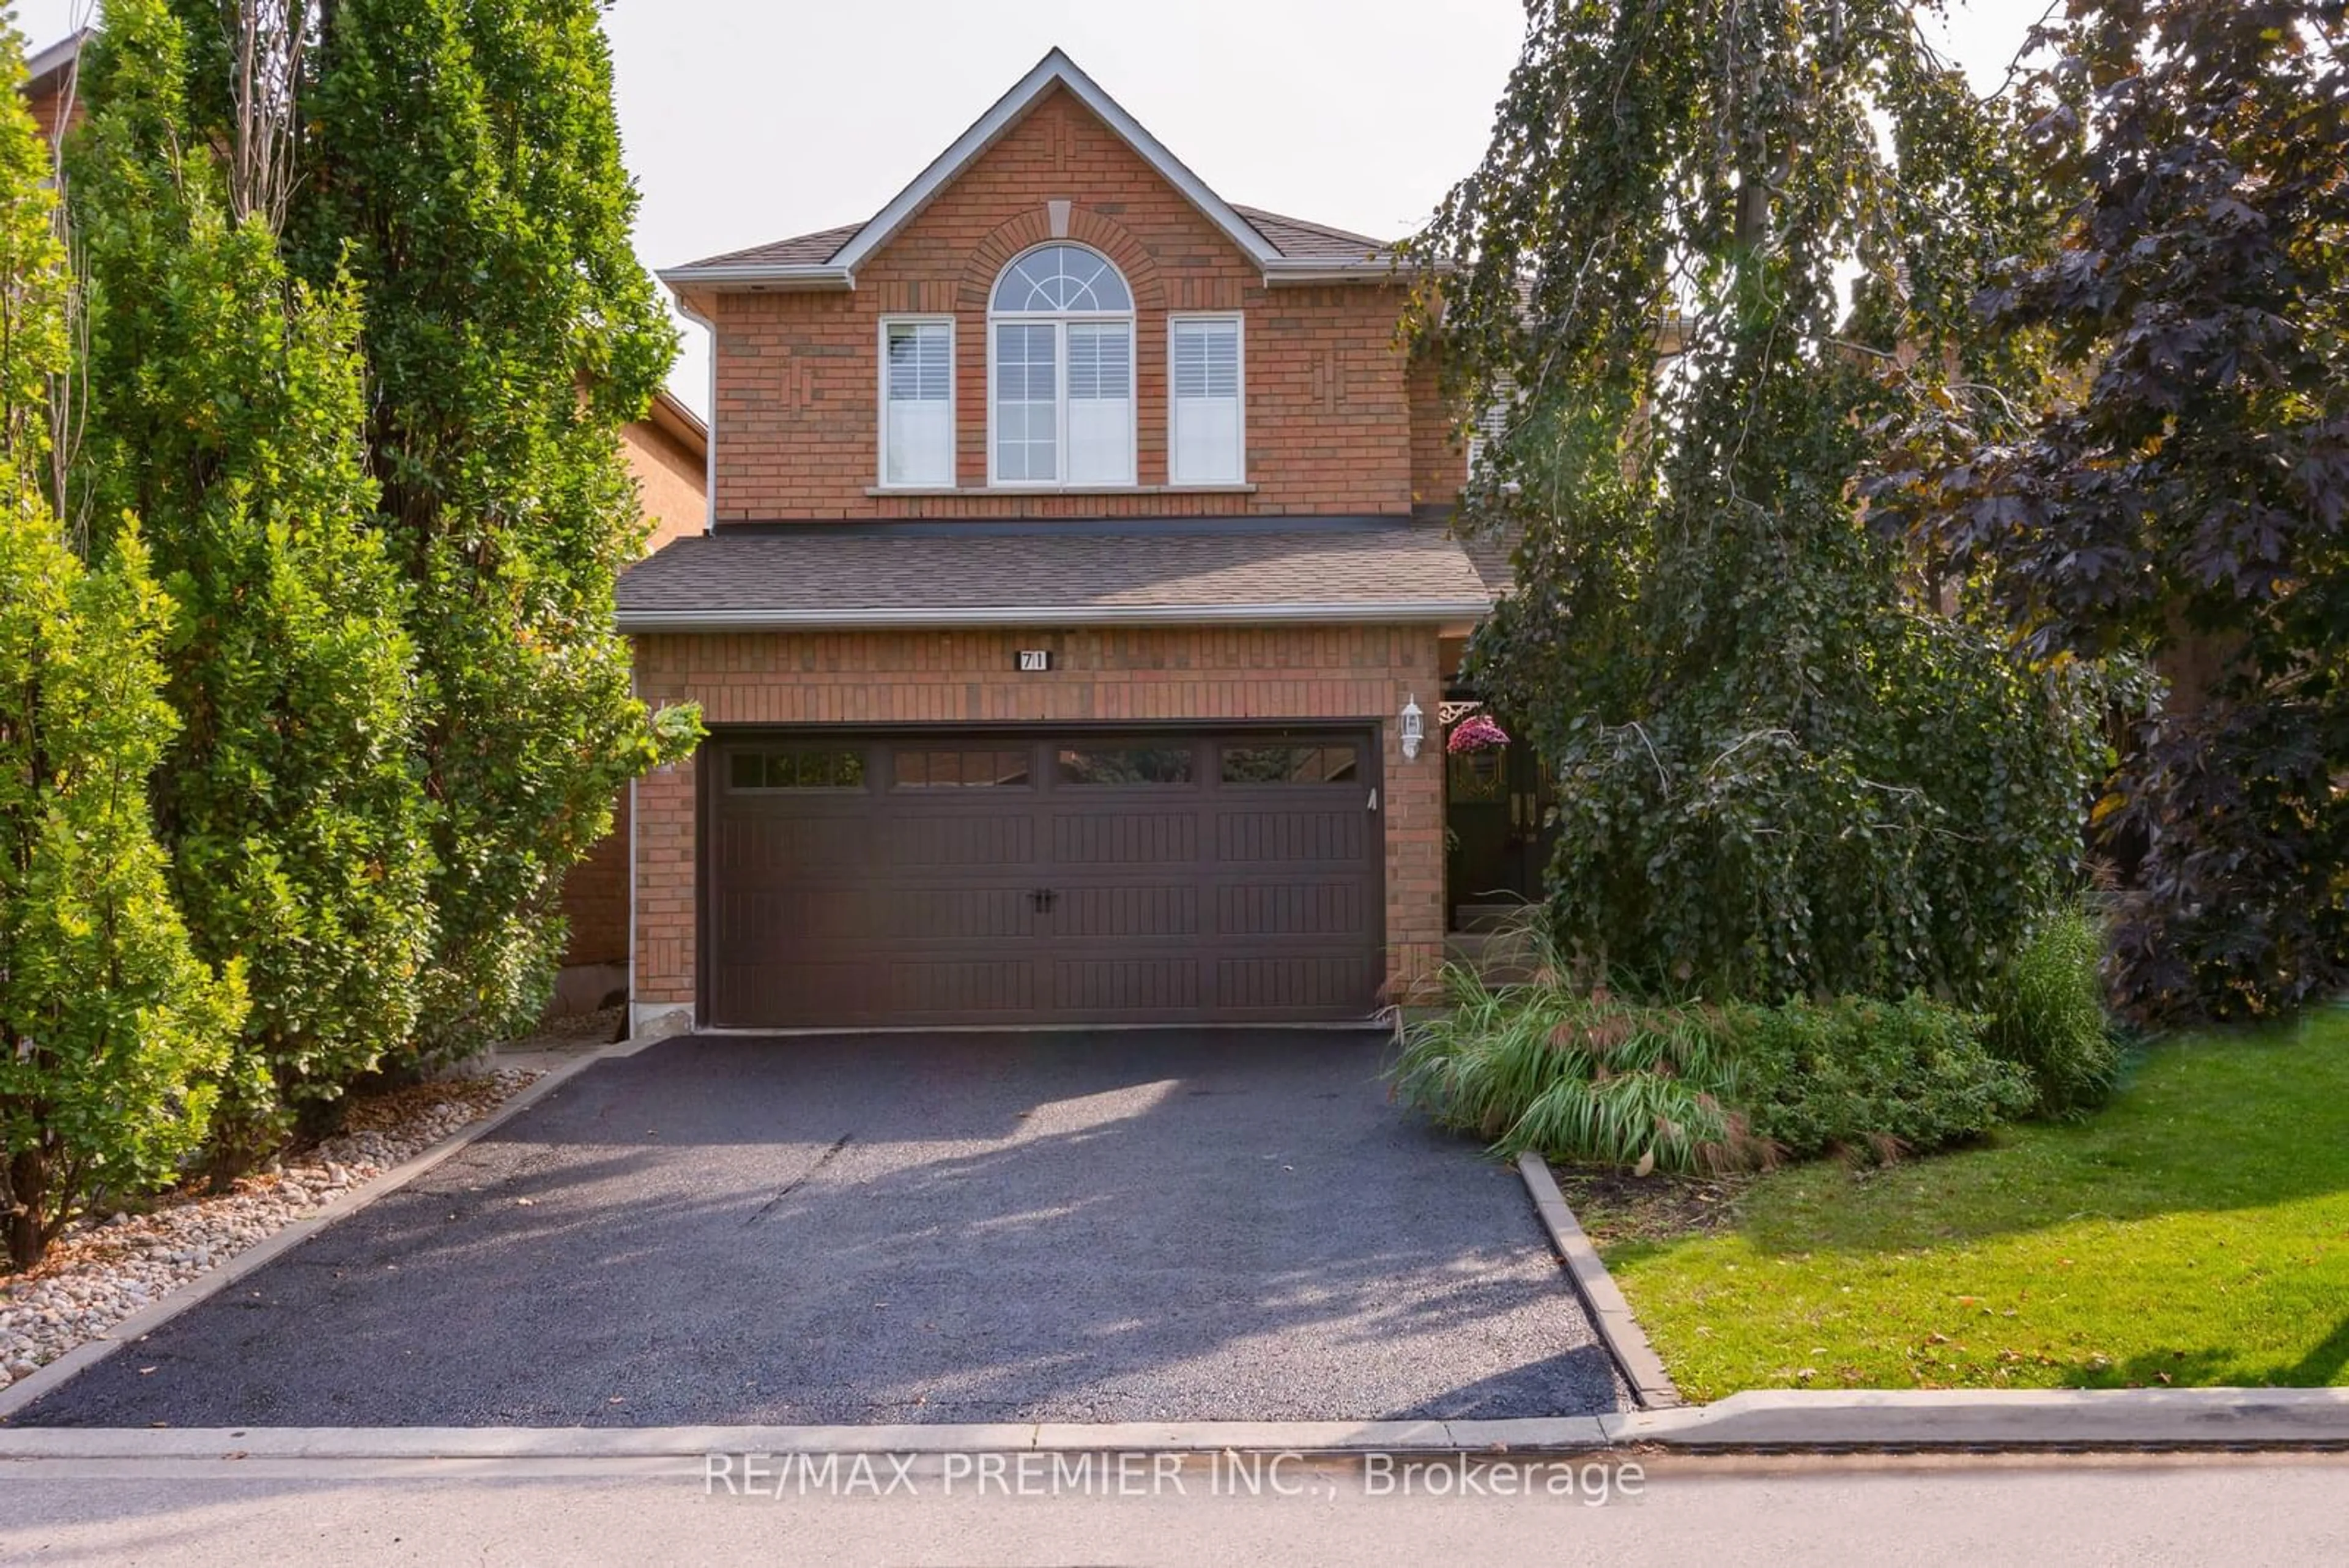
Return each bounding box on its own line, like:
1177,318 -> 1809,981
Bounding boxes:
68,0 -> 435,1168
282,0 -> 696,1053
1408,0 -> 2107,1003
0,26 -> 243,1268
1876,0 -> 2349,1023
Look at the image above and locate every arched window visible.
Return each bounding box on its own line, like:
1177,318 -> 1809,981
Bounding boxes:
989,244 -> 1134,486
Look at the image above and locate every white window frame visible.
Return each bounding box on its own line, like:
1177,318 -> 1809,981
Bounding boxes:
1166,311 -> 1247,487
875,314 -> 957,490
985,243 -> 1137,490
1466,371 -> 1520,483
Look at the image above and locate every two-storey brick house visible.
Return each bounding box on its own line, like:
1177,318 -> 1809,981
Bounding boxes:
622,50 -> 1499,1034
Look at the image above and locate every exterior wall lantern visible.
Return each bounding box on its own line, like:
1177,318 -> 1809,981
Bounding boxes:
1400,696 -> 1425,760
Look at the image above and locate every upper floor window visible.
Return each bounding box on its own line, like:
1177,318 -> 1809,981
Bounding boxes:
1466,370 -> 1519,483
881,318 -> 954,486
1169,315 -> 1244,485
989,245 -> 1134,487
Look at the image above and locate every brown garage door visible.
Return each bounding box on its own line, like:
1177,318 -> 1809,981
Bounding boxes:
705,729 -> 1383,1027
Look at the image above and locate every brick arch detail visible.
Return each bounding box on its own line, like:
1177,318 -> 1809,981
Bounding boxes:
956,210 -> 1166,314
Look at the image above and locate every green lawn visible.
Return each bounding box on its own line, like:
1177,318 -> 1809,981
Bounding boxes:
1597,1006 -> 2349,1399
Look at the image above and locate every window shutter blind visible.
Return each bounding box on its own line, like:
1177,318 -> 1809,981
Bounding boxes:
1465,371 -> 1518,478
1170,319 -> 1241,483
1064,322 -> 1132,485
883,321 -> 952,485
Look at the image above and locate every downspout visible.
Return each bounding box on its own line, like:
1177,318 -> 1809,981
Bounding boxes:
640,295 -> 711,1033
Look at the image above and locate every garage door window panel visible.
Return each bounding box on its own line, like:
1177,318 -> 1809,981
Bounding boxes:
1220,743 -> 1359,786
896,748 -> 1033,788
728,747 -> 868,791
1056,744 -> 1196,787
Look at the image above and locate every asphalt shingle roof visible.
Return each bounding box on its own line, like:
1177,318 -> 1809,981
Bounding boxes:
678,221 -> 865,270
615,520 -> 1493,626
677,205 -> 1393,275
1230,205 -> 1395,264
1455,524 -> 1523,598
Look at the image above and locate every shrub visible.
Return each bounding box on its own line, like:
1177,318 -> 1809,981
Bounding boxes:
0,521 -> 247,1268
1391,960 -> 2035,1171
1390,968 -> 1742,1173
0,34 -> 243,1269
1984,909 -> 2120,1117
1727,996 -> 2035,1161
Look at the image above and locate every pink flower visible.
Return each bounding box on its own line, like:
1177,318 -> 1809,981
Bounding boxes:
1447,714 -> 1511,753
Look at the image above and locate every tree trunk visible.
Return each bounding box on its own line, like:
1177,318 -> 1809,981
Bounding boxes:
6,1148 -> 48,1269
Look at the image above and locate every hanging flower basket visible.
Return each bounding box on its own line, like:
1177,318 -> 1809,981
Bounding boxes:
1447,714 -> 1511,754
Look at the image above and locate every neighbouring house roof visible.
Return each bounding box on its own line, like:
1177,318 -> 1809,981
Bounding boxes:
640,386 -> 708,461
25,31 -> 86,94
614,518 -> 1494,631
661,49 -> 1405,292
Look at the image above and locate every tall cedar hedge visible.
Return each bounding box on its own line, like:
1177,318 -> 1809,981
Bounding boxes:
276,0 -> 695,1054
70,0 -> 434,1168
0,24 -> 243,1268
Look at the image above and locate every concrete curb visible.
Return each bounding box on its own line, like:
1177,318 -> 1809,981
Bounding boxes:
1514,1153 -> 1681,1409
0,1036 -> 633,1424
0,1417 -> 1616,1462
10,1392 -> 2349,1462
1605,1388 -> 2349,1448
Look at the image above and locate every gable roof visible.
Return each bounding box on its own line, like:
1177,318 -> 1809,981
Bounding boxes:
25,31 -> 86,94
637,387 -> 707,461
662,50 -> 1401,292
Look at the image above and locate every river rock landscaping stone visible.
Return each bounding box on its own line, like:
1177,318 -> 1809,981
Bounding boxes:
0,1069 -> 535,1389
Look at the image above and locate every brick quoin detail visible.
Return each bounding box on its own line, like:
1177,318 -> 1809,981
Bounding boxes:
629,625 -> 1448,1013
700,86 -> 1460,521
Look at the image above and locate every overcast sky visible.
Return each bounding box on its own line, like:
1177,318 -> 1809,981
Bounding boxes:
12,0 -> 2057,419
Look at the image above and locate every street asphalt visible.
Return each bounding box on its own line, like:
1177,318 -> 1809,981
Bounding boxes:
5,1455 -> 2346,1566
7,1030 -> 1623,1427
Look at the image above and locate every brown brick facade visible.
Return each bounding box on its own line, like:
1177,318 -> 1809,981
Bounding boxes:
1408,350 -> 1467,509
557,400 -> 707,975
623,407 -> 707,554
557,792 -> 631,968
629,625 -> 1448,1019
696,86 -> 1452,522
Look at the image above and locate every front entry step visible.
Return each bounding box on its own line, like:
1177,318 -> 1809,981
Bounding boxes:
1452,900 -> 1537,935
1444,927 -> 1543,986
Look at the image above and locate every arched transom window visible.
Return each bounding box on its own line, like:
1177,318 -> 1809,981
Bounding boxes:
989,244 -> 1134,486
992,245 -> 1134,313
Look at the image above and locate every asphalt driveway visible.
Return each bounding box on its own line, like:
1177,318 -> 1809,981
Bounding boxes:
10,1031 -> 1623,1427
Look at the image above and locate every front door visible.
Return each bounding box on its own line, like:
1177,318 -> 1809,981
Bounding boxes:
1444,719 -> 1552,926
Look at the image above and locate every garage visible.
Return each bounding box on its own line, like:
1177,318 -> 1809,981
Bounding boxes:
703,727 -> 1384,1027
